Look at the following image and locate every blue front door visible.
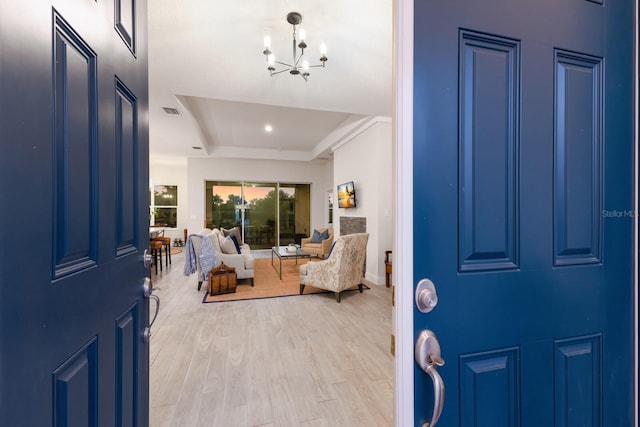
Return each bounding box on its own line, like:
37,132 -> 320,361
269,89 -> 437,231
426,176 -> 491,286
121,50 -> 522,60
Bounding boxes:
0,1 -> 150,425
412,0 -> 634,425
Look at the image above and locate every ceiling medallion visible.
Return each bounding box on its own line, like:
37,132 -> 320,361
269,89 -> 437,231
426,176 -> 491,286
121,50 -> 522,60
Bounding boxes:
262,12 -> 328,82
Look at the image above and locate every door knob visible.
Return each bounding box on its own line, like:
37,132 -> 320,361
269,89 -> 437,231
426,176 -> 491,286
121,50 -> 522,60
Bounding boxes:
142,277 -> 154,298
415,329 -> 445,427
415,279 -> 438,313
142,278 -> 160,341
143,249 -> 153,268
148,295 -> 160,328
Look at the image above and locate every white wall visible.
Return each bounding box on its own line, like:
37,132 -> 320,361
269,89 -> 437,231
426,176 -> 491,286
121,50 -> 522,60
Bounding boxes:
149,159 -> 188,243
333,118 -> 393,285
185,157 -> 332,236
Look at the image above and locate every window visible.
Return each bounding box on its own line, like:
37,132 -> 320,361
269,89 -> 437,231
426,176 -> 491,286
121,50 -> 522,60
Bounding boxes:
205,181 -> 243,230
205,181 -> 310,249
151,185 -> 178,228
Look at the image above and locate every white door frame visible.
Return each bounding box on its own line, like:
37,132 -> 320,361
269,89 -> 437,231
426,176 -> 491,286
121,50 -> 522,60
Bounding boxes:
393,0 -> 639,425
393,0 -> 414,425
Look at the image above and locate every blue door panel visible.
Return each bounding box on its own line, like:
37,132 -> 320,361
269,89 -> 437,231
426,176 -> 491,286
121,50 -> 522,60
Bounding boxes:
53,338 -> 98,427
459,31 -> 520,272
0,1 -> 149,425
554,335 -> 602,427
116,305 -> 139,427
116,78 -> 139,257
413,0 -> 633,425
53,11 -> 99,278
115,0 -> 136,54
554,50 -> 602,265
459,348 -> 520,427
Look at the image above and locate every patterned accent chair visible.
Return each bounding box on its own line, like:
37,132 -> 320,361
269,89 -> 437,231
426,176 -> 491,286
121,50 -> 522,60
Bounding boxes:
299,233 -> 369,303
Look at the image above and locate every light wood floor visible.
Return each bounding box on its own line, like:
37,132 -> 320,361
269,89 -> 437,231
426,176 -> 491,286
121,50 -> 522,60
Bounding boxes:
149,250 -> 394,427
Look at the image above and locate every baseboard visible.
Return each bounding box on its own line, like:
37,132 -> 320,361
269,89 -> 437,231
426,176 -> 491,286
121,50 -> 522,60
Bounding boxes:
365,272 -> 385,286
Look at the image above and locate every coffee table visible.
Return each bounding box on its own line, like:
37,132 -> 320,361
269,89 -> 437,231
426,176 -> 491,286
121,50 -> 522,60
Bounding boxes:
271,246 -> 311,279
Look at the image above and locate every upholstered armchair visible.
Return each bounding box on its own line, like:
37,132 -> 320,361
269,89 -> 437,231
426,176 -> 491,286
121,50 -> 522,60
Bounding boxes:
299,233 -> 369,302
300,227 -> 334,258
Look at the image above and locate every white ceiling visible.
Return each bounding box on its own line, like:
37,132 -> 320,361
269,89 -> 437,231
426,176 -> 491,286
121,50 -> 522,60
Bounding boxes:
148,0 -> 393,163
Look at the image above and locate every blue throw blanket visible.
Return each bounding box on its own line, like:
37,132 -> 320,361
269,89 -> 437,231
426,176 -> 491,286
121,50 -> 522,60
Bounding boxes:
183,234 -> 217,282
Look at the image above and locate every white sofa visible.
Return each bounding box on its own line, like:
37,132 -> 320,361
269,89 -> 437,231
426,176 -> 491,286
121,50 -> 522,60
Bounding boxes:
193,228 -> 255,288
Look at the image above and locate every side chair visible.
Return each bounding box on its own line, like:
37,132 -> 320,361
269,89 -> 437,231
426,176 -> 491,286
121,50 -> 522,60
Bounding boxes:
299,233 -> 369,303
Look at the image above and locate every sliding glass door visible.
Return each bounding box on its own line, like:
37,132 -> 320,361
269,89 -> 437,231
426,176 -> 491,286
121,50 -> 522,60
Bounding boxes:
206,181 -> 310,249
205,181 -> 243,230
279,183 -> 311,245
243,182 -> 277,249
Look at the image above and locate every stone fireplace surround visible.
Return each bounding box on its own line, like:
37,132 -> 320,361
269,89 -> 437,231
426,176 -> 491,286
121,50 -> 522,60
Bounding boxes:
340,216 -> 366,235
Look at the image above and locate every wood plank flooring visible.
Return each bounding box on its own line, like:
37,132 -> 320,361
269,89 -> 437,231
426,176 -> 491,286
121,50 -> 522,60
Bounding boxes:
149,250 -> 394,426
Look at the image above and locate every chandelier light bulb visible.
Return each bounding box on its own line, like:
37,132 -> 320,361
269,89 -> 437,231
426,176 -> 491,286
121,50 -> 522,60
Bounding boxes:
264,36 -> 271,49
320,43 -> 327,55
302,60 -> 309,71
299,28 -> 306,42
268,54 -> 275,65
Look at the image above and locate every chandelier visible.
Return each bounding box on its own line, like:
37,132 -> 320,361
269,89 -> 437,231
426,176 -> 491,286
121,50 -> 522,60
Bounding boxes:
262,12 -> 328,82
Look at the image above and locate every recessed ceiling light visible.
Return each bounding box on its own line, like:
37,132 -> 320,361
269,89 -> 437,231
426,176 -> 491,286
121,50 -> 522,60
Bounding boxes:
265,124 -> 273,133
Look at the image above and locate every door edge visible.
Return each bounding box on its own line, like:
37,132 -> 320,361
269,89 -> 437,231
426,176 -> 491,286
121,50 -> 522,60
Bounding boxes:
635,1 -> 639,425
393,0 -> 415,425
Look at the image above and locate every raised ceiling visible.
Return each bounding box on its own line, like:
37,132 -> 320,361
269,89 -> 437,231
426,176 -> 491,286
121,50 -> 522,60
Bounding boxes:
148,0 -> 393,163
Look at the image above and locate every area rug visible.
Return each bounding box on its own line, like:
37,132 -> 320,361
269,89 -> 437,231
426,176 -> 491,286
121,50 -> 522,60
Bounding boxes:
202,257 -> 368,303
170,247 -> 182,255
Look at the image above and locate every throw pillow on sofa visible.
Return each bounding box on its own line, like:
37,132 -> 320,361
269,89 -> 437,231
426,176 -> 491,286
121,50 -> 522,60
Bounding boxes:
222,227 -> 242,244
311,229 -> 329,243
220,235 -> 240,254
229,234 -> 241,253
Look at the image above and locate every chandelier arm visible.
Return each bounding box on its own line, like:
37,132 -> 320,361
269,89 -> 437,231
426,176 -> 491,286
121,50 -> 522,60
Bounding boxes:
307,64 -> 326,68
274,60 -> 293,67
270,68 -> 291,76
